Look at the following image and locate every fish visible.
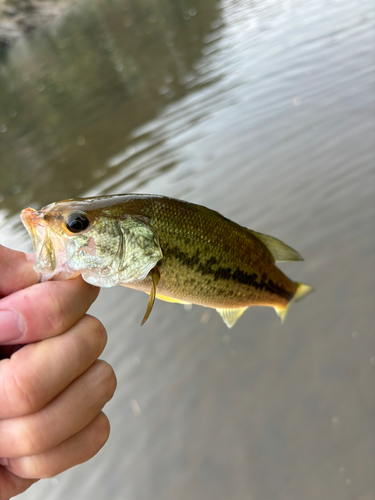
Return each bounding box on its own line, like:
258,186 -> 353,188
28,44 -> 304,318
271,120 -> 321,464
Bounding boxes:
21,194 -> 313,328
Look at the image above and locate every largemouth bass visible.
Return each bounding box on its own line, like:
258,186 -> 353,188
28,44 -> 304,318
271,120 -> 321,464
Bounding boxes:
21,194 -> 313,328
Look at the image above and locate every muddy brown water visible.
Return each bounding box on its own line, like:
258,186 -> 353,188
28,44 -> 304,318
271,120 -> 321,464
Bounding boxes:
0,0 -> 374,499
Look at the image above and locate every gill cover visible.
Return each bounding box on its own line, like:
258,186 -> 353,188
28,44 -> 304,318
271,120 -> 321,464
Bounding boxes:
81,217 -> 163,287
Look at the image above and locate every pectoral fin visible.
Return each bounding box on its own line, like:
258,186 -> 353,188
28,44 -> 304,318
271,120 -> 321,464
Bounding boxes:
140,267 -> 160,326
216,307 -> 248,328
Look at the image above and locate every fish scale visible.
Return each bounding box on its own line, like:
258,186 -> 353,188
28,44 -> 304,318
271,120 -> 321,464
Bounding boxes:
131,198 -> 294,306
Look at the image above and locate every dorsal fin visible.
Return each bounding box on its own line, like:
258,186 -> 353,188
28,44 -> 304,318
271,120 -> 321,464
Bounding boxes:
249,230 -> 303,262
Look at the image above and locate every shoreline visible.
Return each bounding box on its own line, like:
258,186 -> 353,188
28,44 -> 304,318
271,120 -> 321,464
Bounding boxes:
0,0 -> 75,50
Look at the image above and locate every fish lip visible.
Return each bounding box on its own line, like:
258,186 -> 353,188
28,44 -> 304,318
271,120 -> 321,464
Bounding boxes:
21,206 -> 80,282
21,208 -> 46,249
21,207 -> 46,228
21,207 -> 56,278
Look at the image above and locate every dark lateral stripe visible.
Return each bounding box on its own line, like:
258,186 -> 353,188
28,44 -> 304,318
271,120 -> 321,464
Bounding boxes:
162,244 -> 293,300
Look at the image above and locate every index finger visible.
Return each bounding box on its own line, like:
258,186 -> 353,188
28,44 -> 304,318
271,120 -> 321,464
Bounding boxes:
0,278 -> 100,345
0,245 -> 38,298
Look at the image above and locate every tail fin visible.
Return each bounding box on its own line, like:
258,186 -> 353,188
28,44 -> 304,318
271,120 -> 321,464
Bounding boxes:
274,282 -> 314,323
294,283 -> 314,302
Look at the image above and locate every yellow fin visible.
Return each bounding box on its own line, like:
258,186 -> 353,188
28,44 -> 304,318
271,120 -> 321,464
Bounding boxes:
216,307 -> 248,328
294,282 -> 314,301
274,282 -> 314,323
250,230 -> 303,262
140,268 -> 160,326
274,303 -> 291,323
155,293 -> 190,305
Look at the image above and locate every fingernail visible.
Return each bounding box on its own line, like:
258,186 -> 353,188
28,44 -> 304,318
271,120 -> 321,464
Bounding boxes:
0,311 -> 25,343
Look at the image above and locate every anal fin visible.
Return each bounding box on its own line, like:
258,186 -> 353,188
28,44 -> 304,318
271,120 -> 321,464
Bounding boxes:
274,303 -> 291,323
216,307 -> 248,328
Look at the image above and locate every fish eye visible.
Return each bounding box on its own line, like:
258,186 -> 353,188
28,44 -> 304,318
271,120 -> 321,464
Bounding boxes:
65,212 -> 90,233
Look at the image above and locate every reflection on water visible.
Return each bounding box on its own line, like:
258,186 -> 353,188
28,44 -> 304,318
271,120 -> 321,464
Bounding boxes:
1,0 -> 375,499
0,0 -> 218,213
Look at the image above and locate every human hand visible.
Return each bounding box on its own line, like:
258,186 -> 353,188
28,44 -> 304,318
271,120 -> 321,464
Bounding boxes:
0,245 -> 117,500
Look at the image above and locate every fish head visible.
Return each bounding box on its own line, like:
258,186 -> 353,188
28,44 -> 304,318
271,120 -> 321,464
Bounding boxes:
21,198 -> 163,287
21,201 -> 122,284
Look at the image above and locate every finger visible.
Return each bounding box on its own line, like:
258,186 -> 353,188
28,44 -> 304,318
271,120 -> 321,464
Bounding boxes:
0,360 -> 116,457
0,315 -> 107,419
0,245 -> 38,298
5,412 -> 110,479
0,467 -> 37,500
0,277 -> 100,345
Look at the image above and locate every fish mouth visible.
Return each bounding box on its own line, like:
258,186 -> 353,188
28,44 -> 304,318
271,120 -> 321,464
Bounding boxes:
21,208 -> 47,251
21,207 -> 77,282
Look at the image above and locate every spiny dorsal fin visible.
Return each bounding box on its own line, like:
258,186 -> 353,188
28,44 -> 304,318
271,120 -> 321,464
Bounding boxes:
250,230 -> 303,262
216,307 -> 248,328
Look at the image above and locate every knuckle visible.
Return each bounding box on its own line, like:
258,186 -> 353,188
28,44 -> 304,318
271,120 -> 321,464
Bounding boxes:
86,316 -> 108,352
12,419 -> 43,457
33,458 -> 57,479
3,351 -> 46,415
72,316 -> 107,360
8,455 -> 42,479
78,414 -> 111,466
43,285 -> 66,335
93,412 -> 111,449
11,378 -> 41,416
96,361 -> 117,401
88,283 -> 101,301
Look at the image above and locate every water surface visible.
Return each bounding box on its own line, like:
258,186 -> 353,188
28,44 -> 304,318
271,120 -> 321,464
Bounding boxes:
0,0 -> 374,499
